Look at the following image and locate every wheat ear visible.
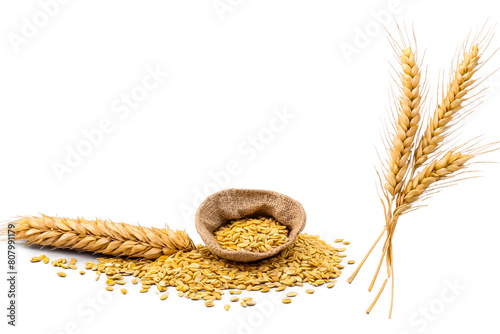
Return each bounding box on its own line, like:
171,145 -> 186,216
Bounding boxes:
9,215 -> 195,259
401,151 -> 472,205
348,44 -> 422,285
413,45 -> 480,170
385,47 -> 422,196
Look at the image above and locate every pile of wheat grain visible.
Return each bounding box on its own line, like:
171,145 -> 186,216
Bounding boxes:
28,232 -> 348,308
89,233 -> 344,306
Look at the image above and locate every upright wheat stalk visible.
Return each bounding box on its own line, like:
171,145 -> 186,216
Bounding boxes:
412,45 -> 480,170
385,47 -> 422,197
347,26 -> 496,318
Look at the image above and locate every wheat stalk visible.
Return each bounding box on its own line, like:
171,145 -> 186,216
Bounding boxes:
412,45 -> 480,170
347,25 -> 497,319
346,41 -> 423,288
384,47 -> 422,196
7,215 -> 195,259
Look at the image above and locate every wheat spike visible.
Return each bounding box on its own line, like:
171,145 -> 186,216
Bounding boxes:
11,215 -> 195,259
402,151 -> 472,204
385,47 -> 422,196
413,45 -> 480,169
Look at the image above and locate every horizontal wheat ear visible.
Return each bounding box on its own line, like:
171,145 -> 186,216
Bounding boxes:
7,215 -> 195,259
348,22 -> 498,319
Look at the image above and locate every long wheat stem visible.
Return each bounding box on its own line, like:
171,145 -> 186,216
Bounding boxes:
368,236 -> 390,292
366,278 -> 388,314
346,227 -> 386,284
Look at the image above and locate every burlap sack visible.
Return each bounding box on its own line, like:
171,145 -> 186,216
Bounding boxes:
195,188 -> 307,262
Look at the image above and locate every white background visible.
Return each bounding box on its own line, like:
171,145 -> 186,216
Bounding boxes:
1,1 -> 499,333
